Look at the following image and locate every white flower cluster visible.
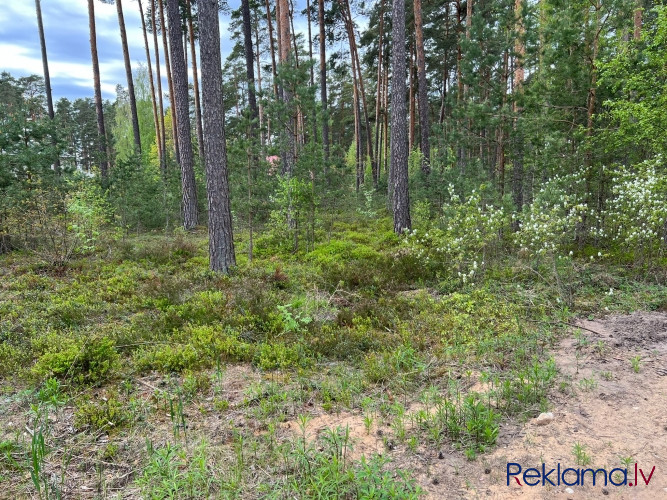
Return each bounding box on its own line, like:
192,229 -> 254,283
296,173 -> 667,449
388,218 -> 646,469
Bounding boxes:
404,184 -> 506,282
514,171 -> 587,257
602,158 -> 666,254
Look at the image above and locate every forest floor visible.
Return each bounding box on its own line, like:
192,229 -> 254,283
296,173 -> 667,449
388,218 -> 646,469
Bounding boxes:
1,219 -> 667,498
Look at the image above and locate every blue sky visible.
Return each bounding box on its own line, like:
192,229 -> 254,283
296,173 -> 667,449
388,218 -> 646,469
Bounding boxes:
0,0 -> 239,101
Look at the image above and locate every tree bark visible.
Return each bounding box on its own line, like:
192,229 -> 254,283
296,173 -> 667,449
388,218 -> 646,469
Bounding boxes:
198,0 -> 236,273
167,0 -> 198,229
116,0 -> 142,154
151,0 -> 167,172
413,0 -> 430,173
409,44 -> 415,152
87,0 -> 109,183
278,0 -> 294,177
35,0 -> 60,171
390,0 -> 411,233
35,0 -> 54,121
138,0 -> 161,166
512,0 -> 525,221
318,0 -> 330,163
186,0 -> 205,163
264,0 -> 279,97
373,0 -> 386,187
634,0 -> 642,41
159,0 -> 180,162
241,0 -> 259,126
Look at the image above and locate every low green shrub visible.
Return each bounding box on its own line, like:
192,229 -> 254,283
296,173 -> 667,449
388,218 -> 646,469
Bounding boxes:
32,335 -> 119,385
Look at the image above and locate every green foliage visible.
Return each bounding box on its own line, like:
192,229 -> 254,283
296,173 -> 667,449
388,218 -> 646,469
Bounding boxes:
404,184 -> 507,281
253,342 -> 312,371
32,336 -> 119,386
137,442 -> 218,498
74,392 -> 130,431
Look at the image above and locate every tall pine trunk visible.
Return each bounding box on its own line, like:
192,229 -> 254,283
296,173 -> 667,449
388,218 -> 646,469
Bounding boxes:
241,0 -> 259,124
198,0 -> 236,273
167,0 -> 198,229
278,0 -> 294,177
413,0 -> 430,173
159,0 -> 180,161
186,0 -> 205,163
138,0 -> 161,165
116,0 -> 142,154
373,0 -> 386,188
87,0 -> 109,183
151,0 -> 167,171
264,0 -> 279,97
318,0 -> 329,163
390,0 -> 411,233
35,0 -> 60,171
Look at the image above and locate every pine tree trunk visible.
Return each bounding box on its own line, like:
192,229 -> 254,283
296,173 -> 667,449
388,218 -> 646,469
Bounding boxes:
187,0 -> 205,163
413,0 -> 430,173
36,0 -> 54,121
159,0 -> 180,162
253,12 -> 265,146
138,0 -> 161,166
278,0 -> 294,177
409,44 -> 415,152
264,0 -> 279,97
318,0 -> 330,163
634,0 -> 642,41
241,0 -> 259,126
167,0 -> 198,229
306,0 -> 318,142
151,0 -> 167,172
116,0 -> 142,155
87,0 -> 109,183
198,0 -> 236,273
390,0 -> 411,233
373,0 -> 386,188
512,0 -> 525,223
35,0 -> 60,171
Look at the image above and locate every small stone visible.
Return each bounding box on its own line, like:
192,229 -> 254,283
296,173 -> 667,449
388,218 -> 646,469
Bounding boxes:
535,412 -> 555,425
602,488 -> 609,495
565,487 -> 574,494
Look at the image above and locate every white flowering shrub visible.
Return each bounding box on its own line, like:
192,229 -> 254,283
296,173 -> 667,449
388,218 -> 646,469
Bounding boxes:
514,171 -> 588,258
404,184 -> 508,282
600,157 -> 667,261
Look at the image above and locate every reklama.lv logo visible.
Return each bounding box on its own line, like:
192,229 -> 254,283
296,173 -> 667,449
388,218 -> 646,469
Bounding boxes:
507,463 -> 656,487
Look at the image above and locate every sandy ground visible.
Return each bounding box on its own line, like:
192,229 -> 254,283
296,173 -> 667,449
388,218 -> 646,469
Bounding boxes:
287,312 -> 667,499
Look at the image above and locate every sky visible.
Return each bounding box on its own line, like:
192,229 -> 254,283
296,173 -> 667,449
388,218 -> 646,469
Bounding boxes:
0,0 -> 239,102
